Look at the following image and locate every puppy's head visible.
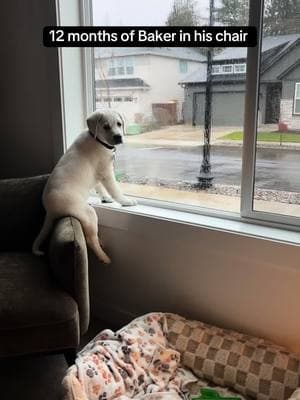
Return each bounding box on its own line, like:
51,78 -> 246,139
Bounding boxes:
87,110 -> 125,146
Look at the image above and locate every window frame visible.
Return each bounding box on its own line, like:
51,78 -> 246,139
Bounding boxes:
294,82 -> 300,115
240,0 -> 300,228
80,0 -> 299,232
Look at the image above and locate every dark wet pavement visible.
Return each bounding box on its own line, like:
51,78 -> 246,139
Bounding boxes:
115,144 -> 300,192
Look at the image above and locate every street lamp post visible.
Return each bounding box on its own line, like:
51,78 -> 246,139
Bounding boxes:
197,0 -> 214,189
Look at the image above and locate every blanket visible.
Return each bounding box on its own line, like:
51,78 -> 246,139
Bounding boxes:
63,313 -> 199,400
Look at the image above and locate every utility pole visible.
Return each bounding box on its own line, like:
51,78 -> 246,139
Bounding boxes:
196,0 -> 214,189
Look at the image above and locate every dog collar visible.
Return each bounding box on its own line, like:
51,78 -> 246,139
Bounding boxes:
89,130 -> 116,151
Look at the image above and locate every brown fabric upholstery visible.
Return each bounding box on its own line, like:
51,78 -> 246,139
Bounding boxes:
0,175 -> 90,358
166,313 -> 300,400
0,253 -> 79,357
0,175 -> 47,251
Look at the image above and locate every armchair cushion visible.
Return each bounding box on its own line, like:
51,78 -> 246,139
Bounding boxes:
0,175 -> 48,251
0,252 -> 80,357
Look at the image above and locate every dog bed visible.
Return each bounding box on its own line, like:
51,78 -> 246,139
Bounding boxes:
62,313 -> 300,400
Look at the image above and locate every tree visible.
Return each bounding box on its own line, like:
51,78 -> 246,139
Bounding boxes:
264,0 -> 300,35
217,0 -> 300,35
166,0 -> 199,26
217,0 -> 249,26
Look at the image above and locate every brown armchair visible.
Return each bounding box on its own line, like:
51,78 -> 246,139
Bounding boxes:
0,175 -> 89,365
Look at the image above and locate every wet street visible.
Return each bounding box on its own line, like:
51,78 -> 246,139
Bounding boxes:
116,144 -> 300,192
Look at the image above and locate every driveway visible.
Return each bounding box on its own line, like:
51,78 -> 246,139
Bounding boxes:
126,124 -> 240,147
126,124 -> 300,151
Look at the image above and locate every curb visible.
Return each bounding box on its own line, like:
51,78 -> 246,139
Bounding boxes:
125,139 -> 300,151
215,141 -> 300,150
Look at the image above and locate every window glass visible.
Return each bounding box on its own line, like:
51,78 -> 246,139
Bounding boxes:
296,83 -> 300,98
295,83 -> 300,114
234,64 -> 246,73
179,60 -> 188,73
212,65 -> 221,74
124,96 -> 134,102
92,0 -> 249,213
222,65 -> 233,74
253,1 -> 300,218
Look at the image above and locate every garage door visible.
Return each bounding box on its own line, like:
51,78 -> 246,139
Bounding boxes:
193,92 -> 245,126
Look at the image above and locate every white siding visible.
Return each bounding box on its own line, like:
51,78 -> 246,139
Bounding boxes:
95,54 -> 201,123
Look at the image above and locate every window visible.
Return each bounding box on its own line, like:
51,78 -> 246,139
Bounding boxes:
222,64 -> 234,74
89,0 -> 300,228
179,60 -> 188,74
124,96 -> 133,102
107,57 -> 134,76
294,83 -> 300,115
126,57 -> 134,75
212,65 -> 221,74
234,63 -> 246,74
243,0 -> 300,224
108,59 -> 116,76
212,64 -> 243,75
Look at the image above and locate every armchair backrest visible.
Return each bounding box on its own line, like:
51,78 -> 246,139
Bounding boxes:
0,175 -> 48,251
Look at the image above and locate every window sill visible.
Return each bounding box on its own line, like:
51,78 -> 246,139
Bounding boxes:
89,197 -> 300,246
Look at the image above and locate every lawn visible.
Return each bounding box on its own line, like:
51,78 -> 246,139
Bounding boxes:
220,131 -> 300,143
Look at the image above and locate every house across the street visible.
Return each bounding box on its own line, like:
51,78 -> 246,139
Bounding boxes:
94,47 -> 204,126
181,34 -> 300,130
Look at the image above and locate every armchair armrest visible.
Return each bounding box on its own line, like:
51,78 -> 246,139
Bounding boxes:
48,217 -> 90,334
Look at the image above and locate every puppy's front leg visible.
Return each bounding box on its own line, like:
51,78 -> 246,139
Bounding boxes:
101,168 -> 137,206
95,182 -> 113,203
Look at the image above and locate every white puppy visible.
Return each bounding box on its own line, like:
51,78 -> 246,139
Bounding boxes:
32,110 -> 137,264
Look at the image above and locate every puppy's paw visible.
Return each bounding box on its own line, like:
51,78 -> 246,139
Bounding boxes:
101,195 -> 114,204
102,254 -> 111,265
119,197 -> 138,207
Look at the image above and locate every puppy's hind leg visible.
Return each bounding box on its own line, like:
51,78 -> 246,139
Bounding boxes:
32,213 -> 54,256
78,205 -> 111,265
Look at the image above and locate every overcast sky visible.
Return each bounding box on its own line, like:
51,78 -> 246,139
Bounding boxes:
92,0 -> 211,26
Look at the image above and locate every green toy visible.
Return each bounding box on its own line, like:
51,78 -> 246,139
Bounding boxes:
192,388 -> 241,400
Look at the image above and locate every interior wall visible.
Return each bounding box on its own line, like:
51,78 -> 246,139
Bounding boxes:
90,207 -> 300,352
0,0 -> 63,179
2,0 -> 300,356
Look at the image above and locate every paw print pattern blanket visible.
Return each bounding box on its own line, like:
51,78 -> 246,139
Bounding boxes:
63,313 -> 197,400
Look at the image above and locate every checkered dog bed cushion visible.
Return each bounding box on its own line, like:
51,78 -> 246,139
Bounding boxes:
166,313 -> 300,400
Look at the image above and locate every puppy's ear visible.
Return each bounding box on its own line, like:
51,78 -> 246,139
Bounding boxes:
87,111 -> 102,136
118,112 -> 126,136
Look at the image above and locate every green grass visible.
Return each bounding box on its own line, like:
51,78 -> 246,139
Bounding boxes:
220,131 -> 300,143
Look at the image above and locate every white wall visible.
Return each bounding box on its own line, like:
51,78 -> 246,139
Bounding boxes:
7,0 -> 300,358
90,206 -> 300,353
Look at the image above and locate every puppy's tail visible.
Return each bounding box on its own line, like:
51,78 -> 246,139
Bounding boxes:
32,214 -> 54,256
